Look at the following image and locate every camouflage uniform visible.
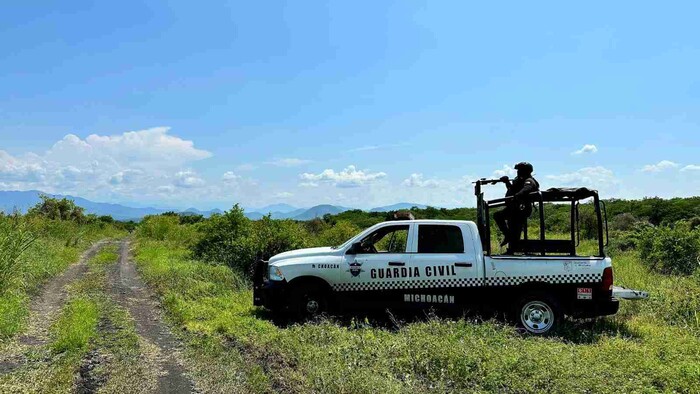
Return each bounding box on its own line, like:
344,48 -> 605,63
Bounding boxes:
494,166 -> 539,253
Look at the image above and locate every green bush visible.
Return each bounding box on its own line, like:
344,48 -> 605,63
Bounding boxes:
638,224 -> 700,275
610,212 -> 638,231
250,217 -> 309,261
316,220 -> 361,247
136,215 -> 197,245
689,216 -> 700,231
190,205 -> 256,274
27,195 -> 85,222
190,207 -> 312,276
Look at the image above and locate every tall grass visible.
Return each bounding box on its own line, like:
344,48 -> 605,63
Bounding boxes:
0,216 -> 37,291
134,231 -> 700,393
0,215 -> 125,339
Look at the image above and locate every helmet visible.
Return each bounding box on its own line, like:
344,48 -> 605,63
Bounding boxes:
514,162 -> 533,174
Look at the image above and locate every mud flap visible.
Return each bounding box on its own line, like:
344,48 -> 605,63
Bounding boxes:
612,286 -> 649,300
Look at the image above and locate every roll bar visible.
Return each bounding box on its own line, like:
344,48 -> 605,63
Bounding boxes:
473,179 -> 607,257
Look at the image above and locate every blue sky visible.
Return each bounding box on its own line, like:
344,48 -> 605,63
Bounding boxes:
1,1 -> 699,210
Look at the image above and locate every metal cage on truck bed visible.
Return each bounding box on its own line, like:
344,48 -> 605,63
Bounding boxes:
474,181 -> 609,257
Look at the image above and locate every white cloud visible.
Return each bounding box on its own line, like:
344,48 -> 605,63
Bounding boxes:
572,144 -> 598,155
348,145 -> 381,152
300,165 -> 387,188
402,173 -> 440,188
266,158 -> 311,167
492,165 -> 517,178
299,182 -> 319,188
222,171 -> 241,182
641,160 -> 679,173
235,163 -> 256,172
0,127 -> 212,201
156,185 -> 175,194
274,191 -> 293,198
46,127 -> 210,168
0,150 -> 46,182
174,170 -> 205,188
347,143 -> 408,153
109,169 -> 142,185
547,166 -> 617,187
680,165 -> 700,172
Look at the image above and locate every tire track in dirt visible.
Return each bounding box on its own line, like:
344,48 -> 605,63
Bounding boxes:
107,239 -> 193,394
22,240 -> 111,346
0,240 -> 111,374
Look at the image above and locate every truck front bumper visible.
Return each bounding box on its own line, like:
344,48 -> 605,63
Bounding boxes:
252,259 -> 287,310
253,278 -> 288,310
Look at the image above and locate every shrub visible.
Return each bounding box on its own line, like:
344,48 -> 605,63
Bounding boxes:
608,221 -> 652,253
316,220 -> 361,247
137,215 -> 181,241
250,216 -> 309,262
191,205 -> 255,273
27,195 -> 85,222
137,215 -> 198,246
577,204 -> 600,240
191,207 -> 312,276
608,231 -> 637,252
610,213 -> 638,231
689,216 -> 700,231
638,224 -> 700,275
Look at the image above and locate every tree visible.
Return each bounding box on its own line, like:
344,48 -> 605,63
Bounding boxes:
27,195 -> 85,222
191,204 -> 254,273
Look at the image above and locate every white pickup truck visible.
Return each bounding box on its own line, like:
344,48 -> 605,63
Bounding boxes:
253,184 -> 648,334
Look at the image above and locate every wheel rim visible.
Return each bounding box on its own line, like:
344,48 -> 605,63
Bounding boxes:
520,301 -> 554,333
305,299 -> 320,314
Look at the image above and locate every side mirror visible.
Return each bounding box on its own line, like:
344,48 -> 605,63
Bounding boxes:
346,242 -> 362,255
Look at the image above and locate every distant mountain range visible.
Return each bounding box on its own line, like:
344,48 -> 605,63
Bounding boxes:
370,202 -> 428,212
0,190 -> 429,221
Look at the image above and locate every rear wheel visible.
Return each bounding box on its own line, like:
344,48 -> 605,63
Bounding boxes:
516,294 -> 561,335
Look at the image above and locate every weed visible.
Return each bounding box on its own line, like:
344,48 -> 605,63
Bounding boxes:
50,298 -> 100,354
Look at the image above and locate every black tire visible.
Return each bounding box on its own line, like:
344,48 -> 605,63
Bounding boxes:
289,285 -> 329,321
515,293 -> 562,335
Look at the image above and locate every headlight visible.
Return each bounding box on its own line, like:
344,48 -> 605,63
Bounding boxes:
269,265 -> 285,281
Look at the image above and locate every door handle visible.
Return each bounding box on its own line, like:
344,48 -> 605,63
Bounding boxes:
388,261 -> 405,266
454,262 -> 473,268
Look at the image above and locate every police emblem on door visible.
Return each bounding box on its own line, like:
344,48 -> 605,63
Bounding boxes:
347,260 -> 364,277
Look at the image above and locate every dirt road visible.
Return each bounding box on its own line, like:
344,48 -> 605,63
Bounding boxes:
108,240 -> 193,394
0,239 -> 195,393
0,241 -> 110,375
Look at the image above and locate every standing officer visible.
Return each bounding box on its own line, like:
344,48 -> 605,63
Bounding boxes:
493,162 -> 540,254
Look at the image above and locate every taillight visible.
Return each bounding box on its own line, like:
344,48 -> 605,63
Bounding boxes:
602,267 -> 613,293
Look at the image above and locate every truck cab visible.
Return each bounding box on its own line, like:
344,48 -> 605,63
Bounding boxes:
253,182 -> 647,335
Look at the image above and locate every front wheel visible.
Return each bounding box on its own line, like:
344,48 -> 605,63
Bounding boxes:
516,294 -> 561,335
289,285 -> 328,321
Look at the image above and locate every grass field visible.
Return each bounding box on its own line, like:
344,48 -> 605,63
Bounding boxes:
0,244 -> 163,393
2,209 -> 698,393
0,219 -> 126,339
133,238 -> 700,393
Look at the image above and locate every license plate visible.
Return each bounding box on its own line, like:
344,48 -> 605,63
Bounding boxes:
577,288 -> 593,300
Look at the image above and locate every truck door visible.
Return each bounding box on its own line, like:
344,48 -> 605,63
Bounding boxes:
340,224 -> 414,307
406,224 -> 480,308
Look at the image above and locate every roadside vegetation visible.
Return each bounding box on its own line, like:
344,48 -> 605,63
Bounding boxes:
0,197 -> 127,339
0,244 -> 161,393
130,196 -> 700,393
2,195 -> 699,392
